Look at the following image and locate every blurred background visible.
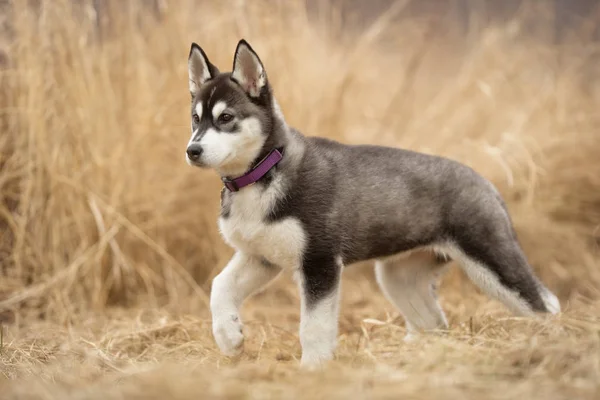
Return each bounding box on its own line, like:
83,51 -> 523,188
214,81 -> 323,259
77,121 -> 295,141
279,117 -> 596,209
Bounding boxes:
1,1 -> 600,398
0,0 -> 599,331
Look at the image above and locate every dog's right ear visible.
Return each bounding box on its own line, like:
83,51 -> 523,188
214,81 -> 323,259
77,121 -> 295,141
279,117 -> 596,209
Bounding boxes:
188,43 -> 219,97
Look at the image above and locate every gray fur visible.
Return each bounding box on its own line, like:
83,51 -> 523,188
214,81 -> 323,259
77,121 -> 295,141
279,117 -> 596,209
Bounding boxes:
265,133 -> 549,310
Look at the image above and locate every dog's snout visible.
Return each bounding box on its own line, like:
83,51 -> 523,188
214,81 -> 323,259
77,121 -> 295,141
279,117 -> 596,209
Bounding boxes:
186,144 -> 203,161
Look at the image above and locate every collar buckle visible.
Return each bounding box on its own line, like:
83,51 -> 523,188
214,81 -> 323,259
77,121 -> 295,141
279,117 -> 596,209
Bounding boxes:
222,177 -> 239,192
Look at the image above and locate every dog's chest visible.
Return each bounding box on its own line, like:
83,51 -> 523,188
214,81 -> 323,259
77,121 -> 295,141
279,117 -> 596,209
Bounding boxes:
218,185 -> 305,269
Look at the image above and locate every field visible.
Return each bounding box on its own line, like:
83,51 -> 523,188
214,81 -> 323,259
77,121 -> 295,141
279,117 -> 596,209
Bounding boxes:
1,1 -> 600,398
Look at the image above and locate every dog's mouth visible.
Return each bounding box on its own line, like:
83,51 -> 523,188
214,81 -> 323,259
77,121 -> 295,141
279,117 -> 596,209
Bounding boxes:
185,155 -> 207,168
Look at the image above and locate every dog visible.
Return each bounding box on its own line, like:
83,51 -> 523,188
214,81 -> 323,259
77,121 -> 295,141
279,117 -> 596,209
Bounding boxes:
185,39 -> 560,367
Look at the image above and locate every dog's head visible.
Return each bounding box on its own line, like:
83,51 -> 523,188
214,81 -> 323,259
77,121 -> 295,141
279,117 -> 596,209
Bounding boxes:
185,40 -> 275,177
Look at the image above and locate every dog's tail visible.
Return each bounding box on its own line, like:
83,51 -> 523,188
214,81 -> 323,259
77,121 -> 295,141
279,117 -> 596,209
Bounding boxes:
445,202 -> 560,315
448,242 -> 560,315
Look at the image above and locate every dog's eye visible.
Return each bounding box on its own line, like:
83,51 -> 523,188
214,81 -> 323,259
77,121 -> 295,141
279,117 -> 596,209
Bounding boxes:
218,113 -> 233,124
192,114 -> 200,124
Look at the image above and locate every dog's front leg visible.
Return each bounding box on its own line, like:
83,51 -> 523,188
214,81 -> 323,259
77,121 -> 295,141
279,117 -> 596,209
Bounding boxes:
211,252 -> 280,356
298,255 -> 343,368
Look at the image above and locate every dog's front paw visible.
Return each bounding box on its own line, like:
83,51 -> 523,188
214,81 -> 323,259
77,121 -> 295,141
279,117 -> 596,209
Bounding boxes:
300,349 -> 334,369
212,313 -> 244,356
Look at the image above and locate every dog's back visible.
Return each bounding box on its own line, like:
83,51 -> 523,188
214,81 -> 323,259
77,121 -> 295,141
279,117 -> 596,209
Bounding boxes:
274,135 -> 501,263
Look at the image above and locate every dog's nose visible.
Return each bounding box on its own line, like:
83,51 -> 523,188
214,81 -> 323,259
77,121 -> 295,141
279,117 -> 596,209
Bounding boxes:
186,144 -> 203,161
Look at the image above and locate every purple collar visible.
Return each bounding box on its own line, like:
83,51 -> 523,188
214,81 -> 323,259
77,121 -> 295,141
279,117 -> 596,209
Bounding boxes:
222,148 -> 283,192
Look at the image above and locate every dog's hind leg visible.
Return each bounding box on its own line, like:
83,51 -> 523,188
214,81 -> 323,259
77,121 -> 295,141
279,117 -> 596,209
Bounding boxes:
375,251 -> 450,341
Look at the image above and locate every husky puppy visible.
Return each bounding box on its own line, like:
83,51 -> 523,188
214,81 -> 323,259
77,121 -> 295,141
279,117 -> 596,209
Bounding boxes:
185,39 -> 560,367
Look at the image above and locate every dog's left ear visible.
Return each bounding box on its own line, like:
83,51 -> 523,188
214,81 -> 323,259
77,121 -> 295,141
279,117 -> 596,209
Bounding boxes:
231,39 -> 267,98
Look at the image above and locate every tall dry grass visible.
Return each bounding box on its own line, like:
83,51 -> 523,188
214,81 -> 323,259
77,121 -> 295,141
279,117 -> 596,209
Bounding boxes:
0,1 -> 599,398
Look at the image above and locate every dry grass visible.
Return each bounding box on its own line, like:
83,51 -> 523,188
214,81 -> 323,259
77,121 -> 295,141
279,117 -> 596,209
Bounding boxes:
0,0 -> 599,398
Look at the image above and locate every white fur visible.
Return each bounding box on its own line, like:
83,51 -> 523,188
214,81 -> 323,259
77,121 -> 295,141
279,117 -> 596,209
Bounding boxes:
211,252 -> 281,356
299,256 -> 343,368
199,117 -> 265,177
375,251 -> 448,341
540,288 -> 561,314
219,175 -> 306,271
195,102 -> 203,121
211,101 -> 227,120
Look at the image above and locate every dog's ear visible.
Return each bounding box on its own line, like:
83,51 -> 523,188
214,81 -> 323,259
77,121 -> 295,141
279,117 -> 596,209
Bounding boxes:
188,43 -> 219,97
231,39 -> 267,98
